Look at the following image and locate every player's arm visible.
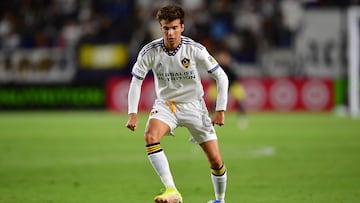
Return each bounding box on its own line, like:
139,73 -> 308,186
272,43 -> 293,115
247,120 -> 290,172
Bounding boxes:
209,65 -> 229,112
126,47 -> 151,131
212,110 -> 225,126
209,67 -> 229,126
126,76 -> 143,131
126,113 -> 138,131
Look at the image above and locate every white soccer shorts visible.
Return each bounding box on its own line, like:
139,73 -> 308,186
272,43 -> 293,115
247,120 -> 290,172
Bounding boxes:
147,98 -> 218,144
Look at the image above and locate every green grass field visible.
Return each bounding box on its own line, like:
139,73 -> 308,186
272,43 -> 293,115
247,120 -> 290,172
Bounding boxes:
0,111 -> 360,203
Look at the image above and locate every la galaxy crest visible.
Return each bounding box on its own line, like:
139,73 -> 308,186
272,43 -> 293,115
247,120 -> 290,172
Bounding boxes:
181,57 -> 190,68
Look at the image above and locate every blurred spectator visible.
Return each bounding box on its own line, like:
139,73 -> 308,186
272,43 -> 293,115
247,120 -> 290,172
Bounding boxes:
58,19 -> 83,48
1,0 -> 359,73
0,10 -> 20,50
279,0 -> 304,47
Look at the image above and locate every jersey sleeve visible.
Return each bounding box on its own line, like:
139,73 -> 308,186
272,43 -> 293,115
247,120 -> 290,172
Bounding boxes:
128,76 -> 143,114
196,47 -> 220,73
210,67 -> 229,111
131,51 -> 151,80
128,49 -> 152,114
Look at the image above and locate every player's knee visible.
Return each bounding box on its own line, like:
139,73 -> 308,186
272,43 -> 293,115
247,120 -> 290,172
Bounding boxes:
210,158 -> 223,169
144,132 -> 160,144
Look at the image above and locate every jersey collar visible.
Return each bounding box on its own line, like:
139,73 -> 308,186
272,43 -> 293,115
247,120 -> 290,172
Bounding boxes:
161,38 -> 182,56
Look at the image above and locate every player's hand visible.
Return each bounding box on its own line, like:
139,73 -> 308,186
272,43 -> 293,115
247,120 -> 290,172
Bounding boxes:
126,113 -> 138,131
211,110 -> 225,126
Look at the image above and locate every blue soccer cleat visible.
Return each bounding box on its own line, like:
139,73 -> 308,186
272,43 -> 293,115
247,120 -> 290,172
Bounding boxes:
207,200 -> 224,203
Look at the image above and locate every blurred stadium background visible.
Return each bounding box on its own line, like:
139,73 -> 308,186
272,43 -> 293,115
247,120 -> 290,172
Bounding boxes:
1,1 -> 360,202
0,0 -> 359,115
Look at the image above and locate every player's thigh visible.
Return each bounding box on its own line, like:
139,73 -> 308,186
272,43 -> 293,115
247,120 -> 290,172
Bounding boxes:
145,99 -> 177,144
144,118 -> 170,144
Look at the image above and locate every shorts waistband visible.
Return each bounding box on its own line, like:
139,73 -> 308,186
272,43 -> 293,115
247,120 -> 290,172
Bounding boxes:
157,98 -> 204,113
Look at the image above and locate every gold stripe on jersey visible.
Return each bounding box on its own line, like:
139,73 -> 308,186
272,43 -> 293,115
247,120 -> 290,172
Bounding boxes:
146,142 -> 163,155
211,164 -> 227,176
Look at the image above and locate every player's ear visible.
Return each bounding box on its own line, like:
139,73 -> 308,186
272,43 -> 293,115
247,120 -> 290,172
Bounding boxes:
159,20 -> 164,31
181,24 -> 184,32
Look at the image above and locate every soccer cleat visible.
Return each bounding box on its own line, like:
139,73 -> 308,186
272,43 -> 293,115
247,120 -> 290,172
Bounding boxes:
207,200 -> 224,203
154,187 -> 183,203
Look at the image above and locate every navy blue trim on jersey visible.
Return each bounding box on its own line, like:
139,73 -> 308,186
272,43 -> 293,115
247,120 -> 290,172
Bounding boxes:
161,39 -> 182,56
131,72 -> 144,80
208,64 -> 220,73
140,40 -> 162,57
140,37 -> 205,57
182,36 -> 204,50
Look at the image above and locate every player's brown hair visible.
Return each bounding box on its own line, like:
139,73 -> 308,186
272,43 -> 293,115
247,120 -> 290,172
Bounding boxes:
156,5 -> 185,25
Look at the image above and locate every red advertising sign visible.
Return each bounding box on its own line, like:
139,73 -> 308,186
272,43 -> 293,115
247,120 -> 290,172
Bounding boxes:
106,77 -> 156,112
106,77 -> 333,112
240,78 -> 333,111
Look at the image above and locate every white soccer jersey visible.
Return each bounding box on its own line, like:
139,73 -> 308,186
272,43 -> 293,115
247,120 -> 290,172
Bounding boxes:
129,36 -> 228,113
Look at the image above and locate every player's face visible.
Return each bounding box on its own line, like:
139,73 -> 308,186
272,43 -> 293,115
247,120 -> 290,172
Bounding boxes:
160,19 -> 184,51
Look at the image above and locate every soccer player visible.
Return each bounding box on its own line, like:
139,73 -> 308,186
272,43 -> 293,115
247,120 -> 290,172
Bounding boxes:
126,5 -> 229,203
